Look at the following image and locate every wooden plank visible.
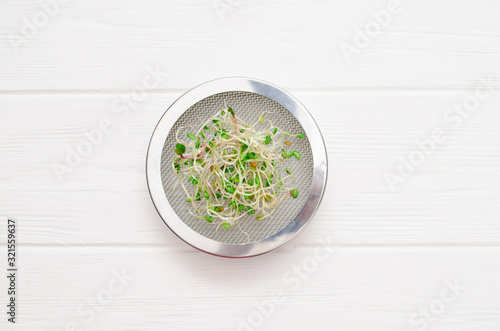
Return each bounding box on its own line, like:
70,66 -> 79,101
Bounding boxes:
1,0 -> 500,91
1,91 -> 499,246
1,246 -> 499,330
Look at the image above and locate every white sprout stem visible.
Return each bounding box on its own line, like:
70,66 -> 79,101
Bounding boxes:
171,106 -> 304,228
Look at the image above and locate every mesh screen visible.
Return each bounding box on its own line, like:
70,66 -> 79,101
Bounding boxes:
160,91 -> 314,244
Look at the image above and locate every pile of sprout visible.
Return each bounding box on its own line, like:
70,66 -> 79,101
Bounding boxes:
172,106 -> 306,229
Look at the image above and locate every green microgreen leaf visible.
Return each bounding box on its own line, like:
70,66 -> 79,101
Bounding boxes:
246,152 -> 256,159
281,149 -> 288,159
174,143 -> 186,155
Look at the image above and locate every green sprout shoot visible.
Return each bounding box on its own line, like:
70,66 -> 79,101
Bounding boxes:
172,106 -> 306,229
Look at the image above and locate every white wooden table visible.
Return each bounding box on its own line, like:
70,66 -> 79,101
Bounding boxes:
1,0 -> 500,330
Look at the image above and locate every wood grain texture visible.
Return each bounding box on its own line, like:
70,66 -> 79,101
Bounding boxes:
1,0 -> 500,329
1,0 -> 500,91
1,91 -> 499,246
0,246 -> 499,330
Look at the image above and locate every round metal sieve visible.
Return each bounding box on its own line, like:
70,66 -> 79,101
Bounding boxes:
146,78 -> 327,258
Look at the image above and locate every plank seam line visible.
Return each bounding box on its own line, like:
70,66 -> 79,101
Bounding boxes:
11,243 -> 500,248
1,87 -> 500,95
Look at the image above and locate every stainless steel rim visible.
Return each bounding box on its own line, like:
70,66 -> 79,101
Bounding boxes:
146,77 -> 328,258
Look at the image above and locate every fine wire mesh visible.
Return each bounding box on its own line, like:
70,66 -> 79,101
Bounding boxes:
160,91 -> 314,244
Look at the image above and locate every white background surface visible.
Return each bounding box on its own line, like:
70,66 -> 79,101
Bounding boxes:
1,0 -> 500,330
